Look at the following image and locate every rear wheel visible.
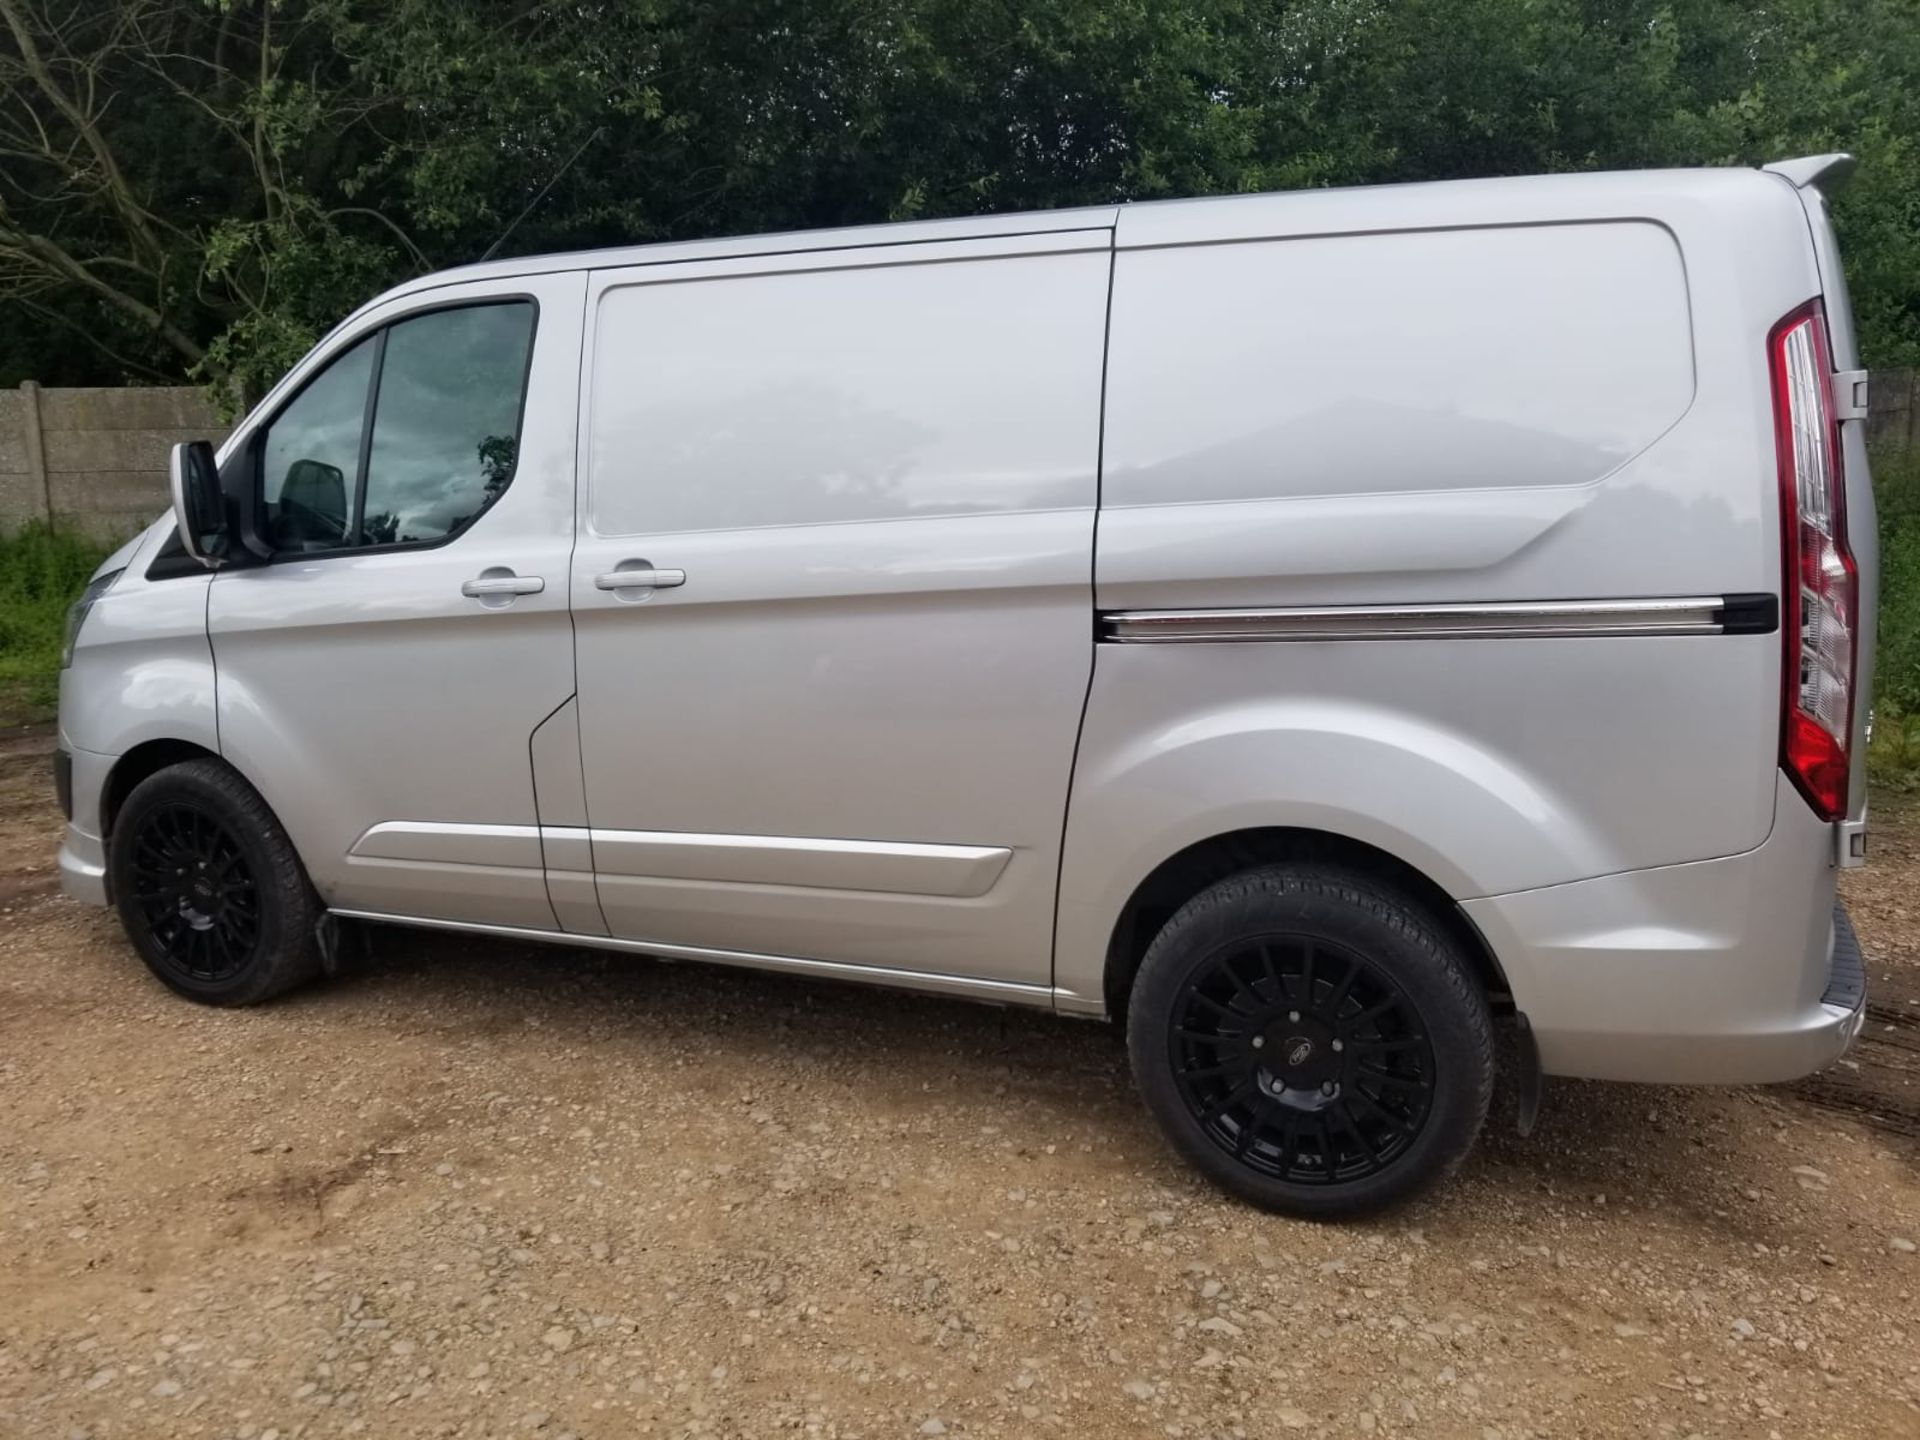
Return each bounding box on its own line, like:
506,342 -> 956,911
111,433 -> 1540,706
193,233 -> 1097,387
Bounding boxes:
1127,864 -> 1493,1218
109,759 -> 323,1006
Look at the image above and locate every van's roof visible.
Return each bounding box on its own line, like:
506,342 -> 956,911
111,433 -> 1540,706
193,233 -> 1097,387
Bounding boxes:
374,158 -> 1838,309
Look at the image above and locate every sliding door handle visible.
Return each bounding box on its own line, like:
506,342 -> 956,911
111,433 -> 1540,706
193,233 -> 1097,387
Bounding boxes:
594,565 -> 686,592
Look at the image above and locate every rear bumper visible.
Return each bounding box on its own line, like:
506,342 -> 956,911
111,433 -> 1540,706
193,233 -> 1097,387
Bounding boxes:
1462,774 -> 1864,1085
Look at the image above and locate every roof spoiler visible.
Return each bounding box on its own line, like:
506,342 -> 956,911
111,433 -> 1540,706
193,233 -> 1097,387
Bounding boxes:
1763,153 -> 1856,193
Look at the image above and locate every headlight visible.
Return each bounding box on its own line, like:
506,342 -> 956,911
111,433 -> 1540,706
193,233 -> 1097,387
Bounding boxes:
60,569 -> 123,669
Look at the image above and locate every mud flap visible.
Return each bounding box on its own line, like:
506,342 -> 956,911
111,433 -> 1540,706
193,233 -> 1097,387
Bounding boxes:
1512,1011 -> 1544,1137
314,913 -> 369,978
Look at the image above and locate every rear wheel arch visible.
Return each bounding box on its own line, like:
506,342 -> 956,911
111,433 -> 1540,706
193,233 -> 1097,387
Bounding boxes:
1101,827 -> 1512,1024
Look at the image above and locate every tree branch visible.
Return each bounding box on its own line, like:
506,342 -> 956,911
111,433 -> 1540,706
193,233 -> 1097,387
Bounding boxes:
0,0 -> 173,261
0,209 -> 204,364
329,205 -> 430,269
14,293 -> 173,381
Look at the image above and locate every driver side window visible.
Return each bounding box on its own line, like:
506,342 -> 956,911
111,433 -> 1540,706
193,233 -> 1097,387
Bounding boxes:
262,338 -> 373,552
259,300 -> 536,554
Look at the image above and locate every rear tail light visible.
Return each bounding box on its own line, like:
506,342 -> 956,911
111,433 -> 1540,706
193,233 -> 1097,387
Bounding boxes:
1769,299 -> 1857,821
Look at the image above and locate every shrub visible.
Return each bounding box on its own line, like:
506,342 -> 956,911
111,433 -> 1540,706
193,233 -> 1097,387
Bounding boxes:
0,523 -> 114,721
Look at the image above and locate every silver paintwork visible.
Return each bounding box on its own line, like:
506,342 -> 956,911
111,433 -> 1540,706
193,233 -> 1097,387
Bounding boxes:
327,908 -> 1059,1008
57,521 -> 216,905
526,697 -> 606,934
1462,773 -> 1861,1083
585,829 -> 1012,898
59,159 -> 1875,1092
353,820 -> 1011,898
167,446 -> 217,568
1101,597 -> 1732,643
205,269 -> 586,932
1762,153 -> 1857,192
570,231 -> 1107,980
349,820 -> 544,865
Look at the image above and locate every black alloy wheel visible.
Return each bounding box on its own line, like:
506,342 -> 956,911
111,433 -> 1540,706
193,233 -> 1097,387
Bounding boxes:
109,758 -> 323,1006
1168,933 -> 1435,1184
126,801 -> 262,983
1128,864 -> 1493,1218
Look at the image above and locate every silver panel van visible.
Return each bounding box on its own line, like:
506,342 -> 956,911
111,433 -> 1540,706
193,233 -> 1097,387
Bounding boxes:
56,155 -> 1875,1216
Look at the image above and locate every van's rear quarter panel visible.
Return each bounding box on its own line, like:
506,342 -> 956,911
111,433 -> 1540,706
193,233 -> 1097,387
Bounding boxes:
1061,172 -> 1827,1004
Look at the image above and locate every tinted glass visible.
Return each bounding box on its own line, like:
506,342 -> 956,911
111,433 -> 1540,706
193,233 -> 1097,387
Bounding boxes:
261,337 -> 374,551
361,303 -> 536,546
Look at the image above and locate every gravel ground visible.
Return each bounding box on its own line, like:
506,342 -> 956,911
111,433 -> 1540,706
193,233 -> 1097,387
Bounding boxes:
2,728 -> 1918,1439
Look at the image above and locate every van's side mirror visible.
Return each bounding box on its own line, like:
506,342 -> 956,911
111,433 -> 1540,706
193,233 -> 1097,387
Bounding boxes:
168,440 -> 227,567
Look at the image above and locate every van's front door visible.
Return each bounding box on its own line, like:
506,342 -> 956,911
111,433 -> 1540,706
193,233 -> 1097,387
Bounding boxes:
569,232 -> 1111,987
207,273 -> 586,930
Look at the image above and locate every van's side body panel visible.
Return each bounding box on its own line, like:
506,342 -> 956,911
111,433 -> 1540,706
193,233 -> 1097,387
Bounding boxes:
1055,170 -> 1840,1056
206,270 -> 587,930
54,520 -> 216,903
1462,773 -> 1851,1083
568,232 -> 1111,983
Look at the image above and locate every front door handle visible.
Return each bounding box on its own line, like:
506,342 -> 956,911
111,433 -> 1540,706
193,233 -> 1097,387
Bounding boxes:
594,565 -> 686,592
461,573 -> 545,598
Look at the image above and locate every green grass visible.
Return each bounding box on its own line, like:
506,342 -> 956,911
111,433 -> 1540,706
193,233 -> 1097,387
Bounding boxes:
1868,445 -> 1920,793
0,523 -> 114,724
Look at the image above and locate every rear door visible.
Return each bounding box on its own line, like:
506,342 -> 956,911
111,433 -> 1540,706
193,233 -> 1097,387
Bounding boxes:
569,231 -> 1110,985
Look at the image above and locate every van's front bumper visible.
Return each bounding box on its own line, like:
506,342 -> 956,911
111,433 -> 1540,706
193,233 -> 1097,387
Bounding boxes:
1463,774 -> 1865,1085
55,742 -> 113,908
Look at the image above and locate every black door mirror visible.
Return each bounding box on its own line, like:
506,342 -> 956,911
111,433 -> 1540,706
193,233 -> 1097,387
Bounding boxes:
168,440 -> 227,567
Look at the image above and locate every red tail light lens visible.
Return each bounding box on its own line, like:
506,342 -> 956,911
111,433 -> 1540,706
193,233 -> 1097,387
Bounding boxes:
1769,300 -> 1857,821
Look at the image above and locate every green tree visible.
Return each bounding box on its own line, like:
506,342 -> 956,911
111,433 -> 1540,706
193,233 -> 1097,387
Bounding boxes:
3,0 -> 1918,392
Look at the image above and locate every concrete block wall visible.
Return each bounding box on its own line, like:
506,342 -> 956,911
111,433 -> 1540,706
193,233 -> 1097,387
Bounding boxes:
2,383 -> 229,543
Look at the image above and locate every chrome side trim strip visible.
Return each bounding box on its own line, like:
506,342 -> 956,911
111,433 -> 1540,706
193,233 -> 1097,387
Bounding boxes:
349,820 -> 544,867
327,909 -> 1058,1009
1101,596 -> 1746,643
582,828 -> 1013,898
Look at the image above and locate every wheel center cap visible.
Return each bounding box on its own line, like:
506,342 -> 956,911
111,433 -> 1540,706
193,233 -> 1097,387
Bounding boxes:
1260,1015 -> 1337,1086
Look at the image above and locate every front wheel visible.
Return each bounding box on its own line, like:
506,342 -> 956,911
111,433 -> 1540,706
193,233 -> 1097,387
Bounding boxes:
108,759 -> 323,1006
1127,864 -> 1493,1219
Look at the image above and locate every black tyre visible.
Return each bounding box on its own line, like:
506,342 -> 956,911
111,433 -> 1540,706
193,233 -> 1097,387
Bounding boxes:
1127,864 -> 1493,1219
108,759 -> 323,1006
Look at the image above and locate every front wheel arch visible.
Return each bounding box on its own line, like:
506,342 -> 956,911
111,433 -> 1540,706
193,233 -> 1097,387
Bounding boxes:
101,739 -> 222,855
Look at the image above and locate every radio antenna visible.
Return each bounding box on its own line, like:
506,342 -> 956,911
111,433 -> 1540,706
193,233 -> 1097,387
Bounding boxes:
479,126 -> 606,264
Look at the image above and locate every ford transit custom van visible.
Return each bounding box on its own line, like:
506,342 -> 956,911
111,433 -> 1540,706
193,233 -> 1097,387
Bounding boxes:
56,155 -> 1876,1217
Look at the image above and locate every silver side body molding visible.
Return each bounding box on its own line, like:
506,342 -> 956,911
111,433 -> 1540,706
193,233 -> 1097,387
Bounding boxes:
1101,597 -> 1734,644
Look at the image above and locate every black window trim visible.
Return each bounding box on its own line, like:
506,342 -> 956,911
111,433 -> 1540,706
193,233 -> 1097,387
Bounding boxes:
251,292 -> 542,565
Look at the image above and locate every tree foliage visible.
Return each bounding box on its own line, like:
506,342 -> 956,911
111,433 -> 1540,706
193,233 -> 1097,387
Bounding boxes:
3,0 -> 1918,398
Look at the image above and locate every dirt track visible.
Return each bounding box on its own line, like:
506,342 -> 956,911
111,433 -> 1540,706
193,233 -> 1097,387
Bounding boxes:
2,727 -> 1918,1439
